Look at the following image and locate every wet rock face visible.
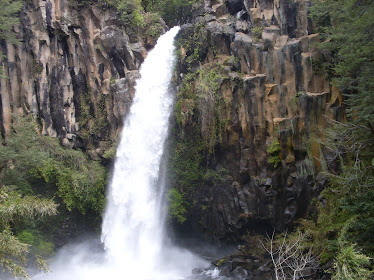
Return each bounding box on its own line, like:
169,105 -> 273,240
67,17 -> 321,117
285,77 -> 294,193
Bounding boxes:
174,0 -> 345,240
0,0 -> 155,150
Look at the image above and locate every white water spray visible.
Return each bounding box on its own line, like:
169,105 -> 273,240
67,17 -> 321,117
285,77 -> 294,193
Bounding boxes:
101,26 -> 179,276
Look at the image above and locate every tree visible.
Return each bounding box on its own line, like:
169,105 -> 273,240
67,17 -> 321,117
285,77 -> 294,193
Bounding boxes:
261,231 -> 319,280
309,0 -> 374,132
294,1 -> 374,277
0,116 -> 106,215
0,186 -> 57,278
0,0 -> 22,43
0,116 -> 108,277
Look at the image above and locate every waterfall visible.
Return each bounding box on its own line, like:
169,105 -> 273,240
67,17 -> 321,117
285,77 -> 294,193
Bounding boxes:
101,26 -> 179,276
28,26 -> 207,280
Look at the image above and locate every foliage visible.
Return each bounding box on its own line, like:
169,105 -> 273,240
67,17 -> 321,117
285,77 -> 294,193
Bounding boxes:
0,186 -> 57,278
104,0 -> 145,27
142,0 -> 200,26
267,139 -> 281,168
169,132 -> 204,192
175,62 -> 229,154
289,2 -> 373,268
167,188 -> 187,223
296,122 -> 374,278
309,0 -> 374,127
17,230 -> 54,257
195,63 -> 228,153
251,25 -> 263,43
0,0 -> 22,44
71,0 -> 200,27
241,233 -> 267,260
202,168 -> 228,183
0,116 -> 106,215
167,124 -> 205,224
79,91 -> 109,145
306,2 -> 374,276
332,240 -> 371,280
144,12 -> 163,39
177,22 -> 208,71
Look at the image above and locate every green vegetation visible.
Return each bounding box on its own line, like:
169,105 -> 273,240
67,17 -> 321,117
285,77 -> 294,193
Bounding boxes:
167,130 -> 203,224
243,2 -> 374,277
0,116 -> 106,215
17,230 -> 54,257
309,0 -> 374,128
0,186 -> 57,278
79,91 -> 109,144
142,0 -> 200,26
216,258 -> 226,267
195,63 -> 227,152
167,188 -> 187,223
168,124 -> 229,223
267,139 -> 281,168
283,0 -> 374,278
71,0 -> 200,28
251,25 -> 263,43
0,0 -> 22,43
179,22 -> 209,71
332,239 -> 371,280
169,133 -> 204,192
144,12 -> 163,38
106,0 -> 146,27
0,116 -> 107,276
175,62 -> 230,153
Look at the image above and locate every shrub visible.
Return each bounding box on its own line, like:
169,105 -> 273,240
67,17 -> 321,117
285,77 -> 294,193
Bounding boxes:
0,116 -> 106,215
167,188 -> 187,223
267,139 -> 281,168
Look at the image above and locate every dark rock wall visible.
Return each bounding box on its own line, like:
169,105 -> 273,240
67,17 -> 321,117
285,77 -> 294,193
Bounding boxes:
174,0 -> 344,241
0,0 -> 158,155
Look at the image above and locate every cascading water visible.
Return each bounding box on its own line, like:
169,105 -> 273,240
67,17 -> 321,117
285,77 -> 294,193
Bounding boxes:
25,26 -> 209,280
100,26 -> 180,277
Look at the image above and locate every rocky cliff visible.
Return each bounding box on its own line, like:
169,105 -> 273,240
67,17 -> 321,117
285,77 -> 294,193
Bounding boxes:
172,0 -> 345,241
0,0 -> 164,157
0,0 -> 344,244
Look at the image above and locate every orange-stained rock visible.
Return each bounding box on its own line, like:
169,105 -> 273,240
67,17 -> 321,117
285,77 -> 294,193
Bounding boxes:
175,0 -> 346,240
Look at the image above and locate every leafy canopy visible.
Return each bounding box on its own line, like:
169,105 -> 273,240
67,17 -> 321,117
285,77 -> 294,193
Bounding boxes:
0,186 -> 57,278
0,116 -> 106,215
296,0 -> 374,277
0,0 -> 22,43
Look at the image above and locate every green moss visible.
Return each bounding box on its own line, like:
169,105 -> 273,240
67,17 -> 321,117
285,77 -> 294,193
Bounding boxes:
216,258 -> 226,267
32,60 -> 43,77
251,25 -> 263,43
175,62 -> 230,154
17,230 -> 54,257
79,91 -> 109,144
296,91 -> 306,97
110,77 -> 116,85
169,134 -> 204,190
144,12 -> 163,39
167,188 -> 187,224
267,139 -> 281,168
177,22 -> 208,71
103,147 -> 116,159
168,125 -> 205,223
203,168 -> 228,183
